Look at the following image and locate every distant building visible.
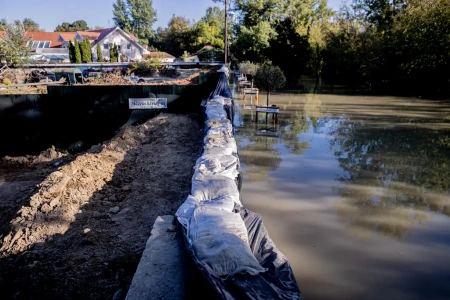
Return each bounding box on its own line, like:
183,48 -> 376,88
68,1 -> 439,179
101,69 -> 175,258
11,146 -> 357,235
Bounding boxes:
0,27 -> 150,63
143,52 -> 176,63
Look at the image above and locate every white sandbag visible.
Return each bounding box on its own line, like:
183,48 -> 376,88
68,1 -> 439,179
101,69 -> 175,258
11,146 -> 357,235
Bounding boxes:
191,174 -> 241,207
208,96 -> 225,106
204,135 -> 237,154
206,106 -> 228,120
188,206 -> 267,277
203,146 -> 234,156
194,154 -> 239,180
176,195 -> 199,228
199,197 -> 235,212
206,124 -> 233,137
206,119 -> 232,128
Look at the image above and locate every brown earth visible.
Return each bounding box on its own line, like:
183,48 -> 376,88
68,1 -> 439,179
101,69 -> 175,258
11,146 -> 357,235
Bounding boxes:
0,113 -> 203,300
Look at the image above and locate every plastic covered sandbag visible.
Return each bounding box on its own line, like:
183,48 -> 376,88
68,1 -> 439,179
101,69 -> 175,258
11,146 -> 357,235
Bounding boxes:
203,146 -> 235,156
188,206 -> 267,277
206,106 -> 228,121
176,195 -> 199,228
203,135 -> 237,154
205,124 -> 233,137
194,154 -> 239,181
191,174 -> 241,207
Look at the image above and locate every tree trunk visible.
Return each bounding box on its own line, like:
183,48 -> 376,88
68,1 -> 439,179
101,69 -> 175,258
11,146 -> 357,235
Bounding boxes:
266,91 -> 270,107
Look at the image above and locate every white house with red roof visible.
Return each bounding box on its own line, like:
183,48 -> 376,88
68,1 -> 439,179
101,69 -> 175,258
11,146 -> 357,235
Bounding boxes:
1,27 -> 151,62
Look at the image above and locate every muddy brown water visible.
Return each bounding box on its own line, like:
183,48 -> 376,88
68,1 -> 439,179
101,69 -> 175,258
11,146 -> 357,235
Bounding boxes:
235,93 -> 450,300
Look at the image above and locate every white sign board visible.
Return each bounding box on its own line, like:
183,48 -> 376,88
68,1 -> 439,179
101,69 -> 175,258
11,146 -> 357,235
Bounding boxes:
256,107 -> 280,113
129,98 -> 167,109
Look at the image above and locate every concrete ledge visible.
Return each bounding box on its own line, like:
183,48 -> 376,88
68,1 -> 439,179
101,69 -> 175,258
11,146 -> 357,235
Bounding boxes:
126,215 -> 185,300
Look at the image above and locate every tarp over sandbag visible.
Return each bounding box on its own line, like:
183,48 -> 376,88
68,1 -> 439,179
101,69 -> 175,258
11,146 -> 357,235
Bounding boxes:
178,208 -> 302,300
177,69 -> 302,299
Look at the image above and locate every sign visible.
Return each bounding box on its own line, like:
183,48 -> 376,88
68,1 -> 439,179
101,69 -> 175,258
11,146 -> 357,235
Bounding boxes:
129,98 -> 167,109
256,106 -> 280,113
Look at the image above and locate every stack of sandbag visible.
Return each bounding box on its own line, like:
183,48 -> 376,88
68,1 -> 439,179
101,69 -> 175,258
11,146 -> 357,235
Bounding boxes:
176,91 -> 266,278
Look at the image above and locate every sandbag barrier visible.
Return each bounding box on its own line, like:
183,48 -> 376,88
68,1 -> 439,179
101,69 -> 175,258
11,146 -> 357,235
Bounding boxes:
176,67 -> 302,300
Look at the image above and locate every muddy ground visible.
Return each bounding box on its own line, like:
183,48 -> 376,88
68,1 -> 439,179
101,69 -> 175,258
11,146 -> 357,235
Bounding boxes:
0,113 -> 203,299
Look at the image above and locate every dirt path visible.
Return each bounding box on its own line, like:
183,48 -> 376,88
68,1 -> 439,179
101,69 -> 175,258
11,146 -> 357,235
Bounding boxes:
0,113 -> 202,300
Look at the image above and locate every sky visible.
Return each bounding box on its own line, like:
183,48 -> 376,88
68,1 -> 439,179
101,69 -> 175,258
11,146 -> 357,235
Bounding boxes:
1,0 -> 343,32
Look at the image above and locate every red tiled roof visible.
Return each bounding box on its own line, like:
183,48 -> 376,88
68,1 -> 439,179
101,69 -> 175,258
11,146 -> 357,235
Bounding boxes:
27,32 -> 64,48
59,32 -> 77,41
144,52 -> 175,59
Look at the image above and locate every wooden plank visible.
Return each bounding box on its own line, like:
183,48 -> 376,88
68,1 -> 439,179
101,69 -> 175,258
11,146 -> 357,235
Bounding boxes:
256,106 -> 279,113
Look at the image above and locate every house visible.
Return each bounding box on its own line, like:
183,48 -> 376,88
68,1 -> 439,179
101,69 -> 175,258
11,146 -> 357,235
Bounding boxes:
1,27 -> 150,63
143,52 -> 176,63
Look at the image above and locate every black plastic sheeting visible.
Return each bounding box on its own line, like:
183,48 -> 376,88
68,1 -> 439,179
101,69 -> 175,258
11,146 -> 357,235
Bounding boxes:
179,71 -> 302,299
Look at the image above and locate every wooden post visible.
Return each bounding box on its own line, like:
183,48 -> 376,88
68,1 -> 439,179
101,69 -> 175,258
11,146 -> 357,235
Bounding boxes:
224,0 -> 229,64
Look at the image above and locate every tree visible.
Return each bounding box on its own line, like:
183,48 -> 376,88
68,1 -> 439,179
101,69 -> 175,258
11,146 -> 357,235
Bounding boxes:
156,16 -> 195,57
55,20 -> 89,32
0,21 -> 31,65
96,44 -> 104,62
68,40 -> 76,63
239,61 -> 259,87
22,18 -> 42,31
254,63 -> 286,106
113,0 -> 132,32
0,18 -> 6,30
74,39 -> 82,63
81,38 -> 92,62
112,0 -> 157,45
110,43 -> 119,62
192,7 -> 225,49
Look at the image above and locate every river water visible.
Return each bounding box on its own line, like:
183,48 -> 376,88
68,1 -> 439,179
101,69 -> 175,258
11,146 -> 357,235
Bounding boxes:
234,93 -> 450,300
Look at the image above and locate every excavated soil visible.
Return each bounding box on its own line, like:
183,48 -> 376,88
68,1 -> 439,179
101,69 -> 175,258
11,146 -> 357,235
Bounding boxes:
0,113 -> 203,300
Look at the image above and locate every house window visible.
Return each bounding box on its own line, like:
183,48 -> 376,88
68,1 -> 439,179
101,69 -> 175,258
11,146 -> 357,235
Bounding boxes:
104,43 -> 110,49
31,41 -> 39,49
44,41 -> 51,48
127,43 -> 132,50
117,45 -> 122,51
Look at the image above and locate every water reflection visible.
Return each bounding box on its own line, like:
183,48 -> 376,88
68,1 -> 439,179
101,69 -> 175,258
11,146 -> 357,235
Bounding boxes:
235,93 -> 450,300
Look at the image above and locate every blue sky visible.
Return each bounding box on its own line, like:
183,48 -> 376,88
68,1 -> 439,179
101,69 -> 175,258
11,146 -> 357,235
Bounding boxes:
1,0 -> 343,31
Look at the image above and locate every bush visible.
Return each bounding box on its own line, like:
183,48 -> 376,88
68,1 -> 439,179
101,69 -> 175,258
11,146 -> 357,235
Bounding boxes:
129,61 -> 158,76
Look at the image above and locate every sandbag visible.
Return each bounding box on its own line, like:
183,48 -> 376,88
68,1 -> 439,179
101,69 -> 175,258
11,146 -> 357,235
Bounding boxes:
188,207 -> 266,277
191,174 -> 241,207
194,154 -> 239,181
203,135 -> 237,154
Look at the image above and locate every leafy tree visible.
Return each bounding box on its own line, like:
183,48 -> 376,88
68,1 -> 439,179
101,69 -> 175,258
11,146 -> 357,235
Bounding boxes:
96,44 -> 104,62
110,43 -> 119,62
113,0 -> 132,32
239,61 -> 259,87
112,0 -> 157,45
22,18 -> 42,31
156,16 -> 195,57
0,21 -> 31,65
0,18 -> 6,30
81,38 -> 92,62
74,39 -> 82,63
68,40 -> 76,63
192,7 -> 225,49
55,20 -> 89,32
254,63 -> 286,106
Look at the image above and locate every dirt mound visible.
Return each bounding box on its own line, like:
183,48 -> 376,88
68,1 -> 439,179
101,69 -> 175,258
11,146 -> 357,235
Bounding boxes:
0,113 -> 203,299
2,146 -> 67,166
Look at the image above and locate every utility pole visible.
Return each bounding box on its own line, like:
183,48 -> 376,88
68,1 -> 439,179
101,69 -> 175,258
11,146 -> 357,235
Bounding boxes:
224,0 -> 229,64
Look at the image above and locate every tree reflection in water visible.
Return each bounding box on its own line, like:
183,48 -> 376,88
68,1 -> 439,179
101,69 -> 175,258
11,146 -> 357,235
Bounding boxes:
237,94 -> 324,181
329,106 -> 450,240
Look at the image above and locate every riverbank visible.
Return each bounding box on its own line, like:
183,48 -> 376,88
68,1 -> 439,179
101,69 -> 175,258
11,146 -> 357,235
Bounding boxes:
0,113 -> 202,299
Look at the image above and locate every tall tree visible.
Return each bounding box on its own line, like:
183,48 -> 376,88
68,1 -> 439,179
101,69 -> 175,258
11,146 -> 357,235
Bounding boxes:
157,16 -> 194,57
0,20 -> 31,65
55,20 -> 89,32
192,7 -> 225,48
113,0 -> 132,32
68,40 -> 76,63
22,18 -> 41,31
81,38 -> 92,62
96,44 -> 104,62
74,39 -> 82,63
113,0 -> 157,45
